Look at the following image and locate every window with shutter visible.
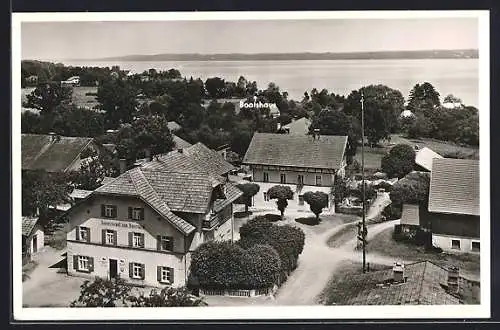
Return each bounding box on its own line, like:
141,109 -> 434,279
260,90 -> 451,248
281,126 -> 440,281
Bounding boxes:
159,236 -> 174,251
158,266 -> 174,284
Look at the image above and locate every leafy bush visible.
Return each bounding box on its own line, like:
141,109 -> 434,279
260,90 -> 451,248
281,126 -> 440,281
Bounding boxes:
381,144 -> 416,179
382,204 -> 402,220
128,287 -> 206,307
189,240 -> 281,290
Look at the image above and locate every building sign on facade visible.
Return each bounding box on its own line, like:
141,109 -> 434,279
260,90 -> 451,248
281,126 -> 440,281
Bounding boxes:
100,219 -> 143,230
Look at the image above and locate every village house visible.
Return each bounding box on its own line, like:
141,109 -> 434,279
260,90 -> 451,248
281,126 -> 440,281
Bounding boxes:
61,76 -> 80,87
327,261 -> 474,305
21,133 -> 107,173
22,216 -> 44,265
65,143 -> 242,288
414,147 -> 443,172
280,117 -> 311,135
426,158 -> 480,253
243,132 -> 348,213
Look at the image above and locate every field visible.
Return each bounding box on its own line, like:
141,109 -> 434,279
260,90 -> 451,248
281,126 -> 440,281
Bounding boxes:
21,86 -> 99,112
353,134 -> 479,171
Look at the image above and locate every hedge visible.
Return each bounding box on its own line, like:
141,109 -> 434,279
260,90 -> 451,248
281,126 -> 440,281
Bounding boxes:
189,241 -> 281,290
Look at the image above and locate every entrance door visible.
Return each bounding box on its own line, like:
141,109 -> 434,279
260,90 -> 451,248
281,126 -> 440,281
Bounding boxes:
32,235 -> 37,253
109,259 -> 118,279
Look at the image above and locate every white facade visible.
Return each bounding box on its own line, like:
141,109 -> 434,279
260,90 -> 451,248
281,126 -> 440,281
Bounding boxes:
26,227 -> 44,256
432,233 -> 480,254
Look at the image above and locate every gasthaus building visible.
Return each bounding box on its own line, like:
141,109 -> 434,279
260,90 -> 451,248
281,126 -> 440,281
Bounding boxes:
65,143 -> 242,288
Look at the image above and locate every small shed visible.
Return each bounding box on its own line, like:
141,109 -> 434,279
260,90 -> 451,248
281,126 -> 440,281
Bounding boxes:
22,216 -> 44,263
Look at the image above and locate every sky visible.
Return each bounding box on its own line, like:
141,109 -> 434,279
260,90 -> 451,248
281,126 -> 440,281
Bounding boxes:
21,18 -> 479,60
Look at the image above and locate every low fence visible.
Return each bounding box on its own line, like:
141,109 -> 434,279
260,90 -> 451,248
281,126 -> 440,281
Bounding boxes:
200,286 -> 275,297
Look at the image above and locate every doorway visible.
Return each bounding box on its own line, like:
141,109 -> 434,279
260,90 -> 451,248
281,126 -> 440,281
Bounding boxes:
109,259 -> 118,279
32,235 -> 37,253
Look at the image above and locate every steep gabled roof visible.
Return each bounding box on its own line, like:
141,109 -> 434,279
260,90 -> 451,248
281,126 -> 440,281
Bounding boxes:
22,134 -> 94,172
243,133 -> 348,170
184,142 -> 236,176
415,147 -> 443,172
22,216 -> 39,237
95,168 -> 196,235
428,158 -> 479,216
328,261 -> 460,305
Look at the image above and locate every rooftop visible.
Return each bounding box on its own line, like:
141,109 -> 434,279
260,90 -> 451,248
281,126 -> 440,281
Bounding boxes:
428,158 -> 479,216
22,134 -> 94,173
167,121 -> 182,132
328,261 -> 460,305
22,216 -> 39,237
243,133 -> 348,170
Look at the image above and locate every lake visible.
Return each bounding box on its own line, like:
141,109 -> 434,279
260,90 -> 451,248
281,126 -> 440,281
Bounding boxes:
58,59 -> 479,107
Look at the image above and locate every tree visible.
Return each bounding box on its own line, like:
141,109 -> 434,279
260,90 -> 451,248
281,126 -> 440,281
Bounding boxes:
344,85 -> 405,146
302,191 -> 329,222
236,183 -> 260,212
407,82 -> 441,116
130,115 -> 175,159
74,153 -> 106,190
22,170 -> 73,222
407,113 -> 433,138
70,277 -> 132,307
205,77 -> 226,99
381,144 -> 416,179
443,94 -> 462,104
23,82 -> 73,115
267,185 -> 294,220
128,287 -> 205,307
96,78 -> 138,128
333,175 -> 349,205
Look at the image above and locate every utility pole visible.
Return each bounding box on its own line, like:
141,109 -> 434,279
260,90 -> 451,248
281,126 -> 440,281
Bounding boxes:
361,91 -> 367,273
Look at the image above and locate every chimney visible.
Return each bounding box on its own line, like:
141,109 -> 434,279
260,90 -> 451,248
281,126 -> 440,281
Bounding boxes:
178,148 -> 183,154
447,266 -> 459,294
392,262 -> 405,283
119,158 -> 128,174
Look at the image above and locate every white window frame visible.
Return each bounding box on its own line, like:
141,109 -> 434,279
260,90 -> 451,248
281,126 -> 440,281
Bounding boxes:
160,236 -> 173,251
316,175 -> 322,186
79,227 -> 89,242
451,239 -> 461,250
78,256 -> 89,271
132,263 -> 143,279
263,192 -> 269,202
133,233 -> 144,248
105,230 -> 115,245
160,266 -> 172,283
104,205 -> 115,218
131,207 -> 143,221
263,172 -> 269,182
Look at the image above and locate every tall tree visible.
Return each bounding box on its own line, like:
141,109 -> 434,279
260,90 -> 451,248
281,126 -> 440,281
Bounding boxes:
267,185 -> 294,220
205,77 -> 226,99
344,85 -> 405,146
303,191 -> 329,222
131,115 -> 175,159
407,82 -> 441,116
23,82 -> 73,115
96,78 -> 138,128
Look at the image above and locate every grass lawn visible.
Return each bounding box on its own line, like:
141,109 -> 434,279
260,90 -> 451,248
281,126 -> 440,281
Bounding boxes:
368,227 -> 480,280
352,134 -> 479,171
317,260 -> 389,305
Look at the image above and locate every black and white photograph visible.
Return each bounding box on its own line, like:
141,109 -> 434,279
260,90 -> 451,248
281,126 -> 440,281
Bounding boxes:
12,11 -> 490,320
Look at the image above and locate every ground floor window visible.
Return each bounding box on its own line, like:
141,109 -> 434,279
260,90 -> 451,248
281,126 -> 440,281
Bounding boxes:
263,192 -> 269,202
130,262 -> 145,279
451,239 -> 461,250
298,195 -> 304,205
472,241 -> 480,252
158,266 -> 174,284
78,256 -> 89,271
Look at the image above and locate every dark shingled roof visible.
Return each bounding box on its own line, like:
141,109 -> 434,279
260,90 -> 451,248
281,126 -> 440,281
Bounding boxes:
22,134 -> 94,172
95,167 -> 196,235
243,133 -> 348,170
184,142 -> 236,176
428,158 -> 479,216
329,261 -> 460,305
172,134 -> 192,149
22,216 -> 39,237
